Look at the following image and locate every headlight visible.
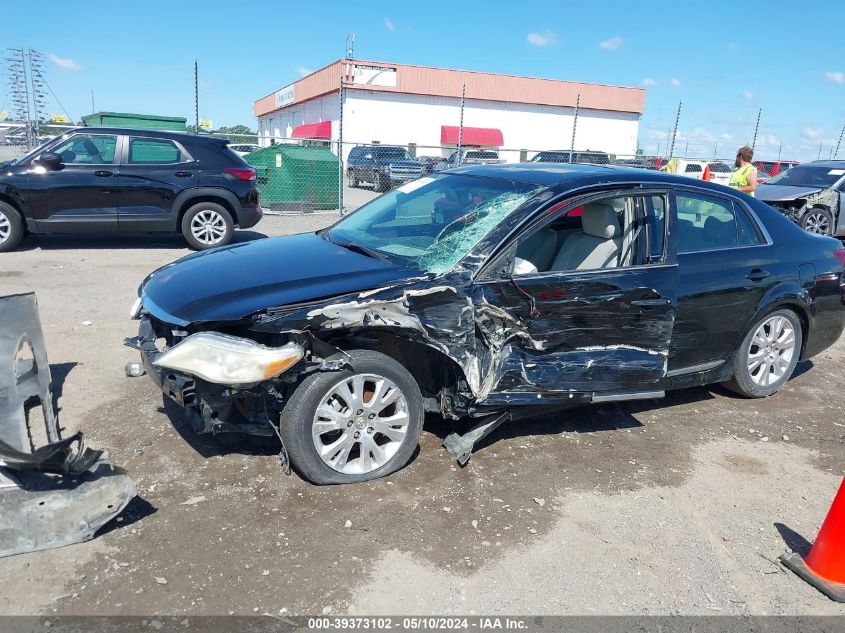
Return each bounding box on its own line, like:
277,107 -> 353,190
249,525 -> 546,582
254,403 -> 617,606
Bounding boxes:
152,332 -> 304,385
129,297 -> 142,319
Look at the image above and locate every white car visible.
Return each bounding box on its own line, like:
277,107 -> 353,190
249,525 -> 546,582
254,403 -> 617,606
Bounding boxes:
671,159 -> 732,186
228,143 -> 260,157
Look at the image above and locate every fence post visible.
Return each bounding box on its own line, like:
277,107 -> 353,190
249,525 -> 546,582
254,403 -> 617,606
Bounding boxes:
456,83 -> 465,167
569,93 -> 580,161
669,101 -> 682,159
338,72 -> 344,214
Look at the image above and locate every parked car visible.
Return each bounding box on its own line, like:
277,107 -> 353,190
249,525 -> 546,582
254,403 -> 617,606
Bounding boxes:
531,150 -> 614,165
756,160 -> 799,178
129,163 -> 844,484
0,127 -> 262,252
757,160 -> 845,236
417,155 -> 445,174
706,161 -> 733,186
228,143 -> 260,157
434,149 -> 505,171
347,145 -> 425,191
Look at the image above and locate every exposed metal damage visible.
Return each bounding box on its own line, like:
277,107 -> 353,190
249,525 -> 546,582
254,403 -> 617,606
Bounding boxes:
1,293 -> 136,558
768,188 -> 840,228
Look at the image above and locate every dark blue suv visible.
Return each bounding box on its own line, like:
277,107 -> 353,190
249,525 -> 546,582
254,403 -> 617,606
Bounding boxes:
346,145 -> 425,192
0,128 -> 262,251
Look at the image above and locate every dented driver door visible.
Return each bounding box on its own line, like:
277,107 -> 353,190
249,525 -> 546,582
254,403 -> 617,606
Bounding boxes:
472,192 -> 678,400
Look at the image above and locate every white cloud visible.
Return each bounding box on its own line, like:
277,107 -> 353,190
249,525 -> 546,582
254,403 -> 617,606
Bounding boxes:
642,78 -> 657,86
295,66 -> 312,78
526,30 -> 556,47
49,53 -> 80,71
670,77 -> 682,88
803,126 -> 824,140
384,17 -> 396,32
825,71 -> 844,84
598,36 -> 623,51
742,90 -> 754,100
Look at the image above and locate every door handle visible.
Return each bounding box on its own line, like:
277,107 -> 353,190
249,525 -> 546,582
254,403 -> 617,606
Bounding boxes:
93,170 -> 113,177
746,269 -> 770,282
175,171 -> 193,177
631,297 -> 671,308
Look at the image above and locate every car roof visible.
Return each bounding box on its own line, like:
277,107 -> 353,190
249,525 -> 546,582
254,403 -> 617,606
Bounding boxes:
446,162 -> 746,188
802,160 -> 845,168
61,127 -> 228,144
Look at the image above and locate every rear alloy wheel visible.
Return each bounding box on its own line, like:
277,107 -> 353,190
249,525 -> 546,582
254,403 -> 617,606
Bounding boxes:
0,202 -> 24,252
181,202 -> 234,250
278,350 -> 423,484
724,309 -> 802,398
347,170 -> 359,188
800,208 -> 833,236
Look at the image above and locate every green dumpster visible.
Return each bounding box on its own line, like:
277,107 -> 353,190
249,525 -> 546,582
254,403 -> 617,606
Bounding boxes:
246,145 -> 339,211
82,111 -> 187,131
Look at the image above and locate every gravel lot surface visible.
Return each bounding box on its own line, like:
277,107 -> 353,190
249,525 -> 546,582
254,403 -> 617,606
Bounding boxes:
0,212 -> 843,616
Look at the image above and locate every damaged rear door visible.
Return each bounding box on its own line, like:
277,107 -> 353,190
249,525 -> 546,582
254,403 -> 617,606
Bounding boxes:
473,189 -> 677,400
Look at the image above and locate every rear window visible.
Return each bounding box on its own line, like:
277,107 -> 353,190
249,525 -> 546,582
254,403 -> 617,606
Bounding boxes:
708,162 -> 732,173
466,151 -> 499,159
129,138 -> 181,164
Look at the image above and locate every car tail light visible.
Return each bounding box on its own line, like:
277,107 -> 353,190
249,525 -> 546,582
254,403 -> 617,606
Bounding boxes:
834,249 -> 845,266
224,167 -> 256,181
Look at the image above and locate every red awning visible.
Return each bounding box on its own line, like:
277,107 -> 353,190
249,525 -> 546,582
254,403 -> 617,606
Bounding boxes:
291,121 -> 332,139
440,125 -> 503,146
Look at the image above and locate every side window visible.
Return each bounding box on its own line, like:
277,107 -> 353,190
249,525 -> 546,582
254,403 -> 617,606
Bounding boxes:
51,134 -> 117,164
675,192 -> 757,253
128,138 -> 181,164
513,194 -> 666,275
736,204 -> 763,246
684,164 -> 702,173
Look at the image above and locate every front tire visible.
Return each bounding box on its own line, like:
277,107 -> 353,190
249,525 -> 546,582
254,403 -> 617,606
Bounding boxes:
724,309 -> 802,398
800,207 -> 833,236
278,350 -> 424,485
181,202 -> 234,250
374,172 -> 388,193
0,202 -> 24,252
347,170 -> 359,188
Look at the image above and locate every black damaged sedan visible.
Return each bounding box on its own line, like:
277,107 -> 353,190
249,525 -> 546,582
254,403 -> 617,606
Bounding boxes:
128,164 -> 845,484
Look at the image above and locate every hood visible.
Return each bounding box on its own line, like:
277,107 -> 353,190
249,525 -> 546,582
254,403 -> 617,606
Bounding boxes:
757,183 -> 825,202
140,233 -> 411,325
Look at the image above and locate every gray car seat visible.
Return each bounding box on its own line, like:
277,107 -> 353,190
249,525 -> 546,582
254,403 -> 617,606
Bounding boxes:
551,203 -> 622,271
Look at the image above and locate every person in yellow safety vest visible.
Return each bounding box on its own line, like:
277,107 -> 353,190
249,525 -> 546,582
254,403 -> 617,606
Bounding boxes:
659,158 -> 679,174
729,145 -> 758,197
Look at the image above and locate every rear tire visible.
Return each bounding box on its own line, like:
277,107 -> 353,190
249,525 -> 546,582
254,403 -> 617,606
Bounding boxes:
800,207 -> 833,236
724,309 -> 802,398
0,202 -> 24,252
278,349 -> 424,485
347,170 -> 359,188
181,202 -> 234,250
374,173 -> 388,192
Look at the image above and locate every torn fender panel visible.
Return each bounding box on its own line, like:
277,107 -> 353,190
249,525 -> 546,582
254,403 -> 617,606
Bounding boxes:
0,432 -> 103,476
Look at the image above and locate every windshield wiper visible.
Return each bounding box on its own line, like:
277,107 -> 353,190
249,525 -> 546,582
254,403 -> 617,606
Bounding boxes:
333,240 -> 391,263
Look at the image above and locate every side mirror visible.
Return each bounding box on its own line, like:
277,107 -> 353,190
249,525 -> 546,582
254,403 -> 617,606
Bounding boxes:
37,152 -> 62,170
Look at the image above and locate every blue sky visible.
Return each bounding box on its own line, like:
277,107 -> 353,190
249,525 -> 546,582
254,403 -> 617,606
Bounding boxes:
3,0 -> 843,160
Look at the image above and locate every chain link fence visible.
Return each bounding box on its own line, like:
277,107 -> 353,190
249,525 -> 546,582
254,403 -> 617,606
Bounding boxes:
2,123 -> 761,216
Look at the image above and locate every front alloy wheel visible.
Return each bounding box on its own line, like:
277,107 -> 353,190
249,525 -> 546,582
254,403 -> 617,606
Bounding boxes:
801,208 -> 833,236
312,373 -> 410,475
278,349 -> 424,484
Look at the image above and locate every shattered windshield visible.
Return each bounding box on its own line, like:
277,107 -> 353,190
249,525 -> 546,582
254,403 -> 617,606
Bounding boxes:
766,166 -> 844,188
326,174 -> 541,273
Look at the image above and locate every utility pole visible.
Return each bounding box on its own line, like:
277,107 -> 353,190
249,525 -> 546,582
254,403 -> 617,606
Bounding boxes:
751,107 -> 762,150
777,140 -> 782,160
683,140 -> 688,158
669,101 -> 682,159
456,83 -> 466,166
835,120 -> 845,159
194,60 -> 199,133
6,48 -> 32,147
27,50 -> 47,140
714,141 -> 718,159
91,89 -> 95,114
818,141 -> 823,160
569,93 -> 580,162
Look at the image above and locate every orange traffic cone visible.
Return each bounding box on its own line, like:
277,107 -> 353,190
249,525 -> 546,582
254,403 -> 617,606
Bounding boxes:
780,477 -> 845,602
702,164 -> 712,181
